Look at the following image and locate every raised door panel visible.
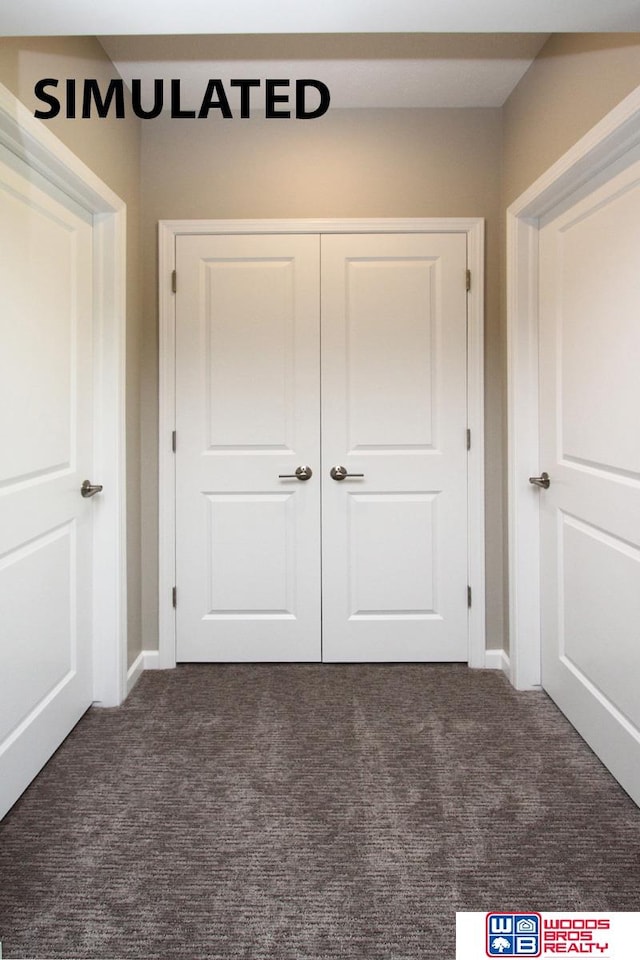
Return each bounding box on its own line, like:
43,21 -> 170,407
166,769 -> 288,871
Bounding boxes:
347,492 -> 438,617
204,492 -> 296,616
204,258 -> 298,452
0,525 -> 77,747
344,258 -> 436,452
561,517 -> 640,731
175,234 -> 321,661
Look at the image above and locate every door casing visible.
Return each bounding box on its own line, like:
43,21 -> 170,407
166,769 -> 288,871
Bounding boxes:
507,82 -> 640,691
159,218 -> 485,669
0,81 -> 128,708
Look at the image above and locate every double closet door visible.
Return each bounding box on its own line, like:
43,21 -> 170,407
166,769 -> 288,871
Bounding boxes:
175,231 -> 469,662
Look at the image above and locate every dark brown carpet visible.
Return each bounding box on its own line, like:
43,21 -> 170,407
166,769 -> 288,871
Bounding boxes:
0,664 -> 638,959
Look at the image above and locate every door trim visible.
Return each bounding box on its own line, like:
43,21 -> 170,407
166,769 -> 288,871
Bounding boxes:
0,82 -> 128,706
158,217 -> 485,668
507,83 -> 640,690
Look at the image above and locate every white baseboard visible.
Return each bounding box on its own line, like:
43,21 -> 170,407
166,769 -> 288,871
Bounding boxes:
126,649 -> 512,695
126,650 -> 162,695
484,648 -> 511,677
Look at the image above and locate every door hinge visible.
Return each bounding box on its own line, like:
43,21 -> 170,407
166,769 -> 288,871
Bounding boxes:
172,430 -> 176,452
467,585 -> 472,608
172,586 -> 177,608
466,428 -> 471,451
466,269 -> 471,292
171,270 -> 177,293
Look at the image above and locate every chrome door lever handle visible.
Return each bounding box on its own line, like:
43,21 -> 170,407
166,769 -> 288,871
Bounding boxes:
330,465 -> 365,482
81,480 -> 103,498
529,472 -> 550,489
278,465 -> 313,481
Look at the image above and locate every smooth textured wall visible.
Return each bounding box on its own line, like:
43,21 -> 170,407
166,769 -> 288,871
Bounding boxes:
140,107 -> 505,655
504,34 -> 640,205
0,37 -> 144,667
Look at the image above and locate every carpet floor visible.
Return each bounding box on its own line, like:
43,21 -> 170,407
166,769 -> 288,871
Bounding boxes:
0,664 -> 638,959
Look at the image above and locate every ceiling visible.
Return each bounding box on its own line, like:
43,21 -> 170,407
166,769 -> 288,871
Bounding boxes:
2,0 -> 640,34
4,0 -> 639,112
100,34 -> 550,110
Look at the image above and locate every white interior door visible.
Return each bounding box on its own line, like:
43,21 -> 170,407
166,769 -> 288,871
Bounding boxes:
0,146 -> 94,820
174,229 -> 469,663
538,157 -> 640,806
175,234 -> 321,661
320,233 -> 469,661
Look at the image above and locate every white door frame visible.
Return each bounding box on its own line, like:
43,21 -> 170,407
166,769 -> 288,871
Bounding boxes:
508,84 -> 640,691
0,83 -> 128,707
159,217 -> 485,669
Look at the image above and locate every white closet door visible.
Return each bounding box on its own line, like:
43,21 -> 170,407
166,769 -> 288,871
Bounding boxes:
320,233 -> 469,661
0,147 -> 94,819
538,160 -> 640,806
175,234 -> 321,661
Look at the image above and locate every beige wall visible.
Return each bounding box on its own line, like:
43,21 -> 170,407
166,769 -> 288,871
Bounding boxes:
504,34 -> 640,205
0,37 -> 144,667
140,107 -> 506,653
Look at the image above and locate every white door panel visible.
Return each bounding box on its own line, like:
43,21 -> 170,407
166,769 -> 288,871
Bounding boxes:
0,148 -> 94,820
174,231 -> 469,663
539,159 -> 640,805
175,234 -> 321,661
320,234 -> 469,661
